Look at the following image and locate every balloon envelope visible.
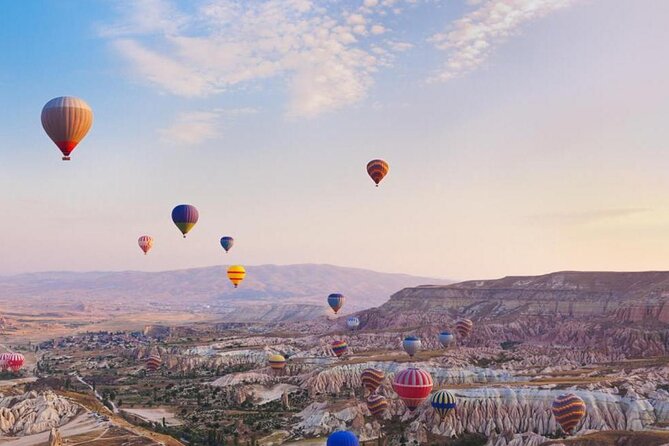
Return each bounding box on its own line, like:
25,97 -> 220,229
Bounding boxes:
455,319 -> 473,338
328,293 -> 345,314
346,316 -> 360,330
172,205 -> 199,238
220,236 -> 234,252
439,331 -> 455,348
367,394 -> 388,417
332,340 -> 348,358
552,393 -> 586,434
268,354 -> 286,370
366,159 -> 389,186
327,431 -> 359,446
41,96 -> 93,160
431,390 -> 456,418
402,335 -> 421,357
392,367 -> 433,411
146,354 -> 162,372
361,368 -> 385,393
0,353 -> 24,372
138,235 -> 154,255
227,265 -> 246,288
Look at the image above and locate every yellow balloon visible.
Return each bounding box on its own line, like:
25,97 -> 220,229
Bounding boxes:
227,265 -> 246,288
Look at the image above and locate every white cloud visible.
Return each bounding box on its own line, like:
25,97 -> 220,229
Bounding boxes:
387,40 -> 413,52
428,0 -> 577,82
159,111 -> 221,145
105,0 -> 410,117
371,24 -> 387,35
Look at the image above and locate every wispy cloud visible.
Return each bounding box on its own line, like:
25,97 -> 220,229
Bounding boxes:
104,0 -> 408,117
159,107 -> 259,146
159,111 -> 221,145
529,208 -> 649,226
428,0 -> 577,82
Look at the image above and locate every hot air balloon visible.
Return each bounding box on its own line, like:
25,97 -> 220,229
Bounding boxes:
367,394 -> 388,417
268,354 -> 286,370
0,353 -> 24,372
402,335 -> 421,357
361,368 -> 385,394
366,159 -> 389,187
455,319 -> 473,338
227,265 -> 246,288
438,331 -> 455,348
392,367 -> 433,411
171,204 -> 199,238
346,316 -> 360,330
138,235 -> 154,255
41,96 -> 93,161
146,354 -> 162,372
431,390 -> 456,418
332,340 -> 348,358
552,393 -> 586,434
220,236 -> 234,253
327,431 -> 359,446
328,293 -> 345,314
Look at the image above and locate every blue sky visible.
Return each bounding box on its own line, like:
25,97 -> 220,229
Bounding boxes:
2,0 -> 669,280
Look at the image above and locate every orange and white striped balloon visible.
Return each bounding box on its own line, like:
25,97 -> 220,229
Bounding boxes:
41,96 -> 93,161
138,235 -> 154,255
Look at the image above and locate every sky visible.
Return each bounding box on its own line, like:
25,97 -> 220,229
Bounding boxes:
1,0 -> 669,280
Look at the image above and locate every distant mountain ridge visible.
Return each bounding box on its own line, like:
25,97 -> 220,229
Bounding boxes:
0,264 -> 450,322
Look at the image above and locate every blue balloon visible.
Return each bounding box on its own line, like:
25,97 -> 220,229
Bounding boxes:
327,431 -> 359,446
220,236 -> 234,252
328,293 -> 345,314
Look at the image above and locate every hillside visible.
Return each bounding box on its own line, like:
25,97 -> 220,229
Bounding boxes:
0,264 -> 448,322
380,270 -> 669,320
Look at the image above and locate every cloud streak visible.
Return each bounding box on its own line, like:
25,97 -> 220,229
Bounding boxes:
105,0 -> 407,117
428,0 -> 577,82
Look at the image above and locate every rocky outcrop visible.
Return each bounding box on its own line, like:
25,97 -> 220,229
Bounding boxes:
49,427 -> 62,446
0,391 -> 79,436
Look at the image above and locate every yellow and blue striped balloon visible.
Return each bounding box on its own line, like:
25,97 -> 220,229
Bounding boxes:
431,389 -> 456,418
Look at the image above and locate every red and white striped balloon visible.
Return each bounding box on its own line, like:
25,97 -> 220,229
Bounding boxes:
0,353 -> 24,372
392,367 -> 433,411
138,236 -> 154,255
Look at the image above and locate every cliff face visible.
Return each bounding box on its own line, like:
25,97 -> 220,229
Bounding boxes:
381,271 -> 669,322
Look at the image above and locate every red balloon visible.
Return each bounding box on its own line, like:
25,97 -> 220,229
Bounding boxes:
392,367 -> 433,411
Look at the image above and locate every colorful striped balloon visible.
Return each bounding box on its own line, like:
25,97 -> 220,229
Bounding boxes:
392,367 -> 433,411
455,319 -> 473,338
171,204 -> 199,238
227,265 -> 246,288
331,340 -> 348,358
361,368 -> 385,393
328,293 -> 345,314
402,335 -> 421,357
138,235 -> 154,255
367,394 -> 388,417
552,393 -> 586,434
431,389 -> 456,418
327,431 -> 359,446
438,331 -> 455,348
268,354 -> 286,370
41,96 -> 93,161
366,159 -> 389,187
146,354 -> 162,372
